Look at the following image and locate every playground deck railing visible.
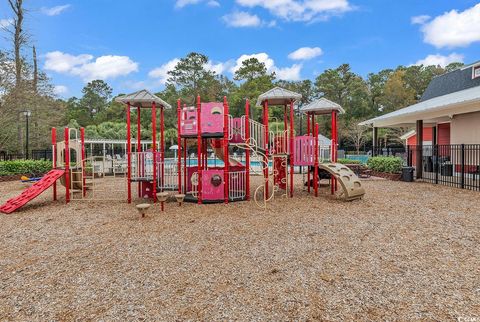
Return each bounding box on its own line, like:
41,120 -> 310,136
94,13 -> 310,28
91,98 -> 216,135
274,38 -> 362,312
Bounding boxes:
229,170 -> 247,200
228,116 -> 266,151
157,159 -> 181,191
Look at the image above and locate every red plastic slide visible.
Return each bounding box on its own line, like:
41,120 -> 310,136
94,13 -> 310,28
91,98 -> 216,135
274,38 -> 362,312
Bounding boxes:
0,169 -> 65,214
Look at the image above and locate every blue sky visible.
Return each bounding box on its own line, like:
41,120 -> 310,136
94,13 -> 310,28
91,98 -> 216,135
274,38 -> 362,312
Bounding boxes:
0,0 -> 479,98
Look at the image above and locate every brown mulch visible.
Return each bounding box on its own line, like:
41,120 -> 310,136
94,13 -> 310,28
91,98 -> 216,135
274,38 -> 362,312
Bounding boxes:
0,175 -> 23,182
0,177 -> 479,321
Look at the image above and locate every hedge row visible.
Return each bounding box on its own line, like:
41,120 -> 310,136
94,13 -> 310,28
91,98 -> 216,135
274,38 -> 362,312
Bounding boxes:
367,156 -> 403,173
337,158 -> 361,165
0,160 -> 52,176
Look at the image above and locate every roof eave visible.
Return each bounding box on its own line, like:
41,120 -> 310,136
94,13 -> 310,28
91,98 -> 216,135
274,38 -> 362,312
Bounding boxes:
360,98 -> 480,127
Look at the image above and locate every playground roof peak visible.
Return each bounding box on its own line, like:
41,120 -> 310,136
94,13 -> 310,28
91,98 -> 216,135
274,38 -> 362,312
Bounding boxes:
255,87 -> 302,107
115,89 -> 172,109
300,98 -> 345,115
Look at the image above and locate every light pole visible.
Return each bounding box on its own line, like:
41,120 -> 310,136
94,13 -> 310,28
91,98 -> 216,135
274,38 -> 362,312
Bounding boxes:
22,110 -> 31,159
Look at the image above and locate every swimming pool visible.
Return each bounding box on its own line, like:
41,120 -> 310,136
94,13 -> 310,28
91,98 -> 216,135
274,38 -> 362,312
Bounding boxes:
164,159 -> 271,167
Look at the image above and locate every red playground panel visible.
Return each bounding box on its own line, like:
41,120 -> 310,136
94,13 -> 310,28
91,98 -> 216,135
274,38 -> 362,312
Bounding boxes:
201,102 -> 224,135
0,169 -> 65,214
273,158 -> 287,190
230,117 -> 244,143
181,107 -> 197,136
294,136 -> 315,166
202,169 -> 224,201
181,102 -> 224,136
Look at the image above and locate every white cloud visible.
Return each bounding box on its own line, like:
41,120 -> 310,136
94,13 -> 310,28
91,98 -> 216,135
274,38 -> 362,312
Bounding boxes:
231,53 -> 274,73
275,64 -> 302,81
207,0 -> 220,7
41,4 -> 71,16
44,51 -> 138,81
148,52 -> 301,86
267,20 -> 277,27
44,51 -> 93,73
222,11 -> 262,27
0,18 -> 13,28
231,53 -> 302,81
149,58 -> 231,84
235,0 -> 352,22
414,53 -> 464,67
420,4 -> 480,48
148,58 -> 181,84
175,0 -> 220,8
175,0 -> 200,8
53,85 -> 68,95
288,47 -> 323,60
411,15 -> 430,25
205,60 -> 232,74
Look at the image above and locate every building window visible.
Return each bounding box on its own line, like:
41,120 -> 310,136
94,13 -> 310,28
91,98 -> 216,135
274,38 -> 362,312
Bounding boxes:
473,65 -> 480,79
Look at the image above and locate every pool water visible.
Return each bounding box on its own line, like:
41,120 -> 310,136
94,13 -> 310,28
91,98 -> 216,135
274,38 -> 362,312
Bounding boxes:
165,159 -> 271,167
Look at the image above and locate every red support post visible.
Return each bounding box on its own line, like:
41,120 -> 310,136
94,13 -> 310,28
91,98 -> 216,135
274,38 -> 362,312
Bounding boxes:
311,114 -> 315,138
137,106 -> 141,198
161,106 -> 165,191
331,110 -> 337,195
177,99 -> 182,194
80,127 -> 86,197
64,127 -> 70,203
312,113 -> 316,192
51,128 -> 57,201
289,99 -> 294,198
223,96 -> 229,204
127,103 -> 132,203
160,106 -> 165,211
307,113 -> 310,193
333,110 -> 338,192
264,100 -> 269,201
183,138 -> 187,194
152,101 -> 157,203
332,110 -> 338,162
196,95 -> 202,204
314,123 -> 319,197
245,99 -> 250,201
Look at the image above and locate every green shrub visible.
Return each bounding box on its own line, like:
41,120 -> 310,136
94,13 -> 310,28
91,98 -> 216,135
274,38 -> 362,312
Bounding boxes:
367,156 -> 403,173
337,158 -> 361,165
0,160 -> 52,176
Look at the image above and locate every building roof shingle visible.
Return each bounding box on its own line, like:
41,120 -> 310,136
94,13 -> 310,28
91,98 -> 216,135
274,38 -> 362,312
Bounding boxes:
421,63 -> 480,101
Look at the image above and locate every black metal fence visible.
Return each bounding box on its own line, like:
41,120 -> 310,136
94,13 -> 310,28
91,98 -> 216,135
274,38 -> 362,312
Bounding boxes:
31,149 -> 53,161
0,149 -> 52,161
407,144 -> 480,191
372,146 -> 407,159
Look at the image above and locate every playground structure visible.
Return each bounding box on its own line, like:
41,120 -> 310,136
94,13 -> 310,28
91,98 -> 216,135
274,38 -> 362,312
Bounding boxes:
0,88 -> 365,214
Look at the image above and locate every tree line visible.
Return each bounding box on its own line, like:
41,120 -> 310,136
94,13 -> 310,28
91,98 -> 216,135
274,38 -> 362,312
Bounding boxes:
0,0 -> 463,155
64,52 -> 462,153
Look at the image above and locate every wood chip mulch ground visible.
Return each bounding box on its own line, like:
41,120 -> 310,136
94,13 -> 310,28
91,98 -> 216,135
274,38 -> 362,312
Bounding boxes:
0,176 -> 479,321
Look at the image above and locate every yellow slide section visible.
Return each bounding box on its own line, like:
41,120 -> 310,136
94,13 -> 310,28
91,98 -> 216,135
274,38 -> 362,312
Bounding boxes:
319,163 -> 365,201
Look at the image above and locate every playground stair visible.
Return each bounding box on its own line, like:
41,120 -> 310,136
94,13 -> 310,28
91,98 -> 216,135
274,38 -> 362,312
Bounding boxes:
0,169 -> 65,214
